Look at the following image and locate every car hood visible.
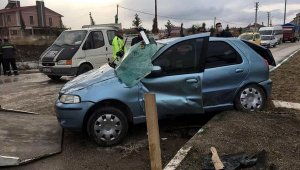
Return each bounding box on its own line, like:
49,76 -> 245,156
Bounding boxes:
61,64 -> 116,93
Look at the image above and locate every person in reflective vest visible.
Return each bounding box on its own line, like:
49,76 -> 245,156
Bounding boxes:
1,39 -> 18,76
112,29 -> 126,62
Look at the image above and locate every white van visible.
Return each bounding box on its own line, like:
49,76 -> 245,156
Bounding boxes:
39,26 -> 117,80
259,26 -> 283,44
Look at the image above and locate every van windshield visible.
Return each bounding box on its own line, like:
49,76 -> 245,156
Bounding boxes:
259,30 -> 273,35
54,30 -> 87,46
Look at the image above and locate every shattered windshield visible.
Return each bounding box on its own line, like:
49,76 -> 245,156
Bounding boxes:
115,42 -> 164,87
54,30 -> 87,46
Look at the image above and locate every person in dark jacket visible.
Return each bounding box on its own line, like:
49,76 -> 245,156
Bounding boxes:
0,39 -> 4,75
131,28 -> 143,46
1,39 -> 18,76
215,22 -> 233,37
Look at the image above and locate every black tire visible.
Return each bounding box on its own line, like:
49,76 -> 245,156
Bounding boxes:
235,84 -> 266,112
87,107 -> 128,146
47,75 -> 62,81
77,64 -> 93,76
273,44 -> 276,48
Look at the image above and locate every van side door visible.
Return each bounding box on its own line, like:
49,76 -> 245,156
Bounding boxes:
83,31 -> 107,68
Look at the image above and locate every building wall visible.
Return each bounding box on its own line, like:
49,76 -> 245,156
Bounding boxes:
21,8 -> 39,27
44,9 -> 62,28
1,11 -> 19,27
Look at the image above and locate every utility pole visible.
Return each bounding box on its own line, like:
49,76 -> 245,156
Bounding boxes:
213,17 -> 216,29
152,0 -> 158,34
255,2 -> 259,32
284,0 -> 287,24
115,4 -> 119,24
267,12 -> 270,27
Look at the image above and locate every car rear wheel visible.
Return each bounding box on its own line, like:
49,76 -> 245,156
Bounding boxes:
235,84 -> 266,112
47,75 -> 62,81
77,64 -> 92,76
87,107 -> 128,146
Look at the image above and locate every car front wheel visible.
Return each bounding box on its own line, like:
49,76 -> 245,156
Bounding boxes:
87,107 -> 128,146
235,85 -> 266,112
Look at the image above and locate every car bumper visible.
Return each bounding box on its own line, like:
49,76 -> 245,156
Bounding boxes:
39,66 -> 78,76
259,79 -> 272,98
55,100 -> 95,130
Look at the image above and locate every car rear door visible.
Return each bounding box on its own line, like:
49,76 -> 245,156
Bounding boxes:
141,36 -> 209,115
202,40 -> 249,108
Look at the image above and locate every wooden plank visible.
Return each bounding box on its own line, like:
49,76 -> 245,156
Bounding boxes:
145,93 -> 162,170
211,147 -> 224,170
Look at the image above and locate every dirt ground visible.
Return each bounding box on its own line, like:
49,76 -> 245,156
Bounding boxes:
177,52 -> 300,169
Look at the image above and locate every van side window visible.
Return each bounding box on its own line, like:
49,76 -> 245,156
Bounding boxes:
107,30 -> 116,45
205,41 -> 242,69
92,31 -> 105,49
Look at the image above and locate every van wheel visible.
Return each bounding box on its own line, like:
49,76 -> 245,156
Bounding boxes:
235,84 -> 266,112
47,75 -> 61,81
87,107 -> 128,146
77,64 -> 92,76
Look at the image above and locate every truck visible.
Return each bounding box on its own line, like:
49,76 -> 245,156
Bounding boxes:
259,26 -> 283,44
39,25 -> 119,80
282,23 -> 299,43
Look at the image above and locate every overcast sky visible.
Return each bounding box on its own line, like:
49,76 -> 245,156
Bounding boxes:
0,0 -> 299,29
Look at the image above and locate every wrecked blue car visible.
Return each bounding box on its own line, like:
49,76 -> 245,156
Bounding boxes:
56,33 -> 276,146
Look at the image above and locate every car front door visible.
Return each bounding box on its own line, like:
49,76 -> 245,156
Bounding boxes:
140,37 -> 209,115
83,31 -> 107,68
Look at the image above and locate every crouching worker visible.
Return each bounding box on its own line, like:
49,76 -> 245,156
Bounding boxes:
1,39 -> 18,76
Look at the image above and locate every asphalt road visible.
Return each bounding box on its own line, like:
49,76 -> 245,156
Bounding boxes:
0,41 -> 299,170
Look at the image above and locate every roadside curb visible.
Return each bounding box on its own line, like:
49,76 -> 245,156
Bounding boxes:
0,106 -> 39,115
273,100 -> 300,111
0,156 -> 20,166
164,49 -> 300,169
270,49 -> 300,72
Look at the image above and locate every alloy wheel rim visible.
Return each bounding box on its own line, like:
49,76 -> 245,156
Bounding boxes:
94,114 -> 122,141
240,87 -> 262,111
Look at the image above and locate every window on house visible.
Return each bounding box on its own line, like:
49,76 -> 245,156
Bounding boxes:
30,16 -> 34,25
7,15 -> 11,22
49,17 -> 53,26
10,30 -> 18,35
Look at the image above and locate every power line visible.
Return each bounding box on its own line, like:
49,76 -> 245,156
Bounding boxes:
118,5 -> 212,21
118,5 -> 247,27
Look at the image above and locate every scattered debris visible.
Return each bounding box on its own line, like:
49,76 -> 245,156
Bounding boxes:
202,150 -> 269,170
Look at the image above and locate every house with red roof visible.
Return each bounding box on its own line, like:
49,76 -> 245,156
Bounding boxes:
0,0 -> 64,44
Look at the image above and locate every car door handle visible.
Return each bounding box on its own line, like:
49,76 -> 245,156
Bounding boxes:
186,79 -> 198,83
235,69 -> 244,73
106,47 -> 108,51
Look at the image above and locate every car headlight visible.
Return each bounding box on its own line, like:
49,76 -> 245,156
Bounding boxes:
59,94 -> 81,104
57,60 -> 72,65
